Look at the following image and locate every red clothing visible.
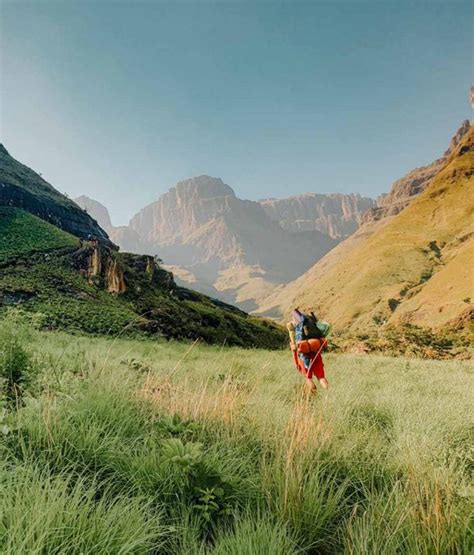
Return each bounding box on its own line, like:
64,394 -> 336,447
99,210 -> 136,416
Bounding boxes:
293,350 -> 326,380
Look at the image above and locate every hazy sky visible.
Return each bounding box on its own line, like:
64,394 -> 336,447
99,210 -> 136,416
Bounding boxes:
1,1 -> 472,225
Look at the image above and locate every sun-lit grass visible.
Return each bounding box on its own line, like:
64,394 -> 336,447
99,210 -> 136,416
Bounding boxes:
0,314 -> 472,553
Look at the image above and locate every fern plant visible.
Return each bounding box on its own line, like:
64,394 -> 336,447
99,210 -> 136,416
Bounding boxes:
160,438 -> 203,470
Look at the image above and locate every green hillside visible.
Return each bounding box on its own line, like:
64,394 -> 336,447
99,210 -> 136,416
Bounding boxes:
263,124 -> 473,337
0,207 -> 285,347
0,206 -> 79,264
0,144 -> 111,244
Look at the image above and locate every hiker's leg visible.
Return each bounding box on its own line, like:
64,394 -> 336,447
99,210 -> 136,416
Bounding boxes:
312,354 -> 329,389
305,376 -> 317,393
299,355 -> 316,393
312,354 -> 325,380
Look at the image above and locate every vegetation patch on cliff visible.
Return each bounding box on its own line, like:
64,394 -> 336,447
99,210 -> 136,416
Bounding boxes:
0,207 -> 78,264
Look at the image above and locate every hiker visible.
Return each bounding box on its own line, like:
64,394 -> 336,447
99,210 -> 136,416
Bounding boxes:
287,308 -> 329,393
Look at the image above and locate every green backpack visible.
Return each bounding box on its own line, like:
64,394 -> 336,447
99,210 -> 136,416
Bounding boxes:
316,320 -> 331,338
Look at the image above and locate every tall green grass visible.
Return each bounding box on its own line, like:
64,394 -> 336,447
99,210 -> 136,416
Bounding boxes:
0,313 -> 472,553
0,464 -> 165,554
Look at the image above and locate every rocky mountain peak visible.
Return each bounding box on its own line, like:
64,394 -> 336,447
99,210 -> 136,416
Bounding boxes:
362,120 -> 472,224
129,176 -> 241,245
444,120 -> 471,156
74,195 -> 113,232
173,175 -> 235,199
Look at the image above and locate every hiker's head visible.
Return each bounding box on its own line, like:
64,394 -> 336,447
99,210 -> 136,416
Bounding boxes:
292,308 -> 303,324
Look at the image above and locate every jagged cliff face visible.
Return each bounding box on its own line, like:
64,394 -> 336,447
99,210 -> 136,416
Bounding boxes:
130,176 -> 236,244
128,175 -> 337,285
259,193 -> 375,238
362,120 -> 471,224
73,241 -> 176,295
0,145 -> 112,245
74,243 -> 127,294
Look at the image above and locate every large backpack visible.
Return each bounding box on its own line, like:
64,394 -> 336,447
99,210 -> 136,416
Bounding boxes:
301,313 -> 322,339
299,312 -> 331,340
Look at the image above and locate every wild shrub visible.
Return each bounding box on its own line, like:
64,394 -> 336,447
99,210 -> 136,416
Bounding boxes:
161,437 -> 203,471
0,310 -> 39,404
354,323 -> 466,359
122,357 -> 151,373
0,338 -> 32,403
160,437 -> 237,533
156,414 -> 200,438
0,402 -> 16,437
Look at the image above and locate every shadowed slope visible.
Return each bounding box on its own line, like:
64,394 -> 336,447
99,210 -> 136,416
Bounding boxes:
0,145 -> 111,245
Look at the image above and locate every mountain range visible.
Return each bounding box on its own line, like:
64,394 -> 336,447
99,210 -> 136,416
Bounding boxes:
0,145 -> 285,347
2,117 -> 470,345
257,120 -> 473,336
74,120 -> 472,332
75,180 -> 373,310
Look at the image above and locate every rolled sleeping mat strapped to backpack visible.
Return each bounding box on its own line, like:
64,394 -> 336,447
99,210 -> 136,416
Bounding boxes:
297,338 -> 325,354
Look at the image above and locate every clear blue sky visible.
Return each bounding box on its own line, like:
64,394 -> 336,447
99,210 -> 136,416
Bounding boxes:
1,1 -> 472,225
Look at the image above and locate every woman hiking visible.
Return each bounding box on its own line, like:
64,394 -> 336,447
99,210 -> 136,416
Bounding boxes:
287,308 -> 329,394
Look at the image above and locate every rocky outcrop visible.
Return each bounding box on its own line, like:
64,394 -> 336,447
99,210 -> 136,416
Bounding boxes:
362,120 -> 471,224
73,243 -> 126,293
106,257 -> 126,293
121,252 -> 176,291
0,145 -> 113,245
259,193 -> 375,238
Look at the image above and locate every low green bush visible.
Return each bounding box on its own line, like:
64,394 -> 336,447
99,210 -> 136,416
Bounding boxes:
0,311 -> 39,404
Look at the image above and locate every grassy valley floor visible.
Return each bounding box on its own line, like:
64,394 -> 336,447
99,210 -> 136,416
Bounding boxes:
0,315 -> 473,554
